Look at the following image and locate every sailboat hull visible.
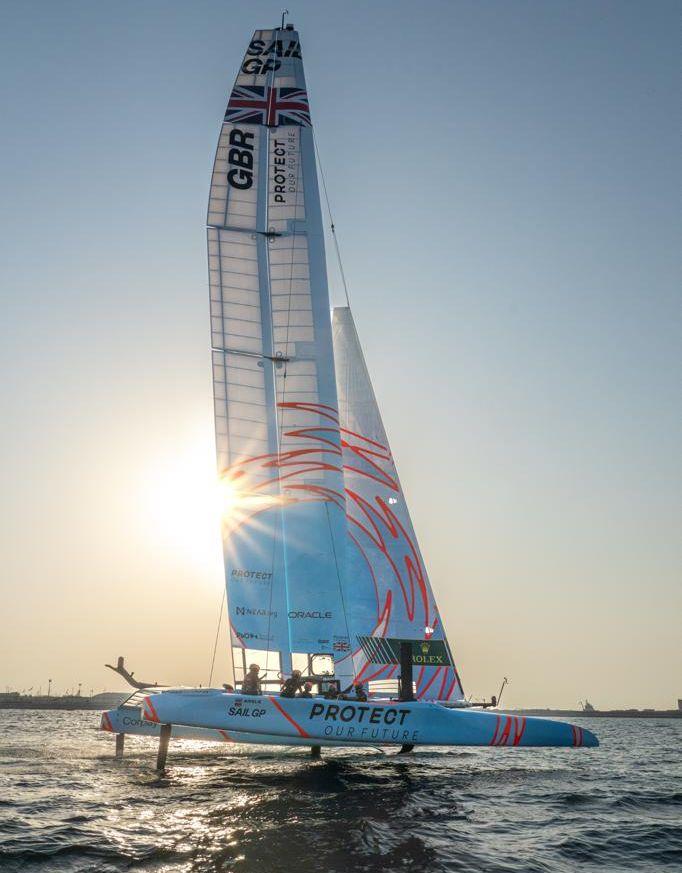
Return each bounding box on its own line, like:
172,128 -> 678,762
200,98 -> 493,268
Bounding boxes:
138,690 -> 599,748
100,706 -> 345,747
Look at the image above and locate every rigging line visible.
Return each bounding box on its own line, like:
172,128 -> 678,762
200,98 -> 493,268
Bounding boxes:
312,129 -> 351,308
208,586 -> 226,687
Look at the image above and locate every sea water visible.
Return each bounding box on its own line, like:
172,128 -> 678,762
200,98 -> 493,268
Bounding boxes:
0,710 -> 680,871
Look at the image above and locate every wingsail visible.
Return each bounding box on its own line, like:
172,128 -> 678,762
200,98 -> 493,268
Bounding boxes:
209,28 -> 463,700
332,308 -> 464,701
208,28 -> 350,679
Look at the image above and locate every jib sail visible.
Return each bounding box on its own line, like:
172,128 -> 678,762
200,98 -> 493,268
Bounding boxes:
208,26 -> 350,678
332,307 -> 465,701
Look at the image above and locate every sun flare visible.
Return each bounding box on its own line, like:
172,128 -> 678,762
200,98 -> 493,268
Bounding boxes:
217,477 -> 243,521
138,439 -> 227,576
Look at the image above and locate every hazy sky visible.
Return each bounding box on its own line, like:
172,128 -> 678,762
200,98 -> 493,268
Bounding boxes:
1,0 -> 679,708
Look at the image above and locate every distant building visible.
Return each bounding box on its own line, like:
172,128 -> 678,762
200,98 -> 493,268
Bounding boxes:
678,699 -> 682,712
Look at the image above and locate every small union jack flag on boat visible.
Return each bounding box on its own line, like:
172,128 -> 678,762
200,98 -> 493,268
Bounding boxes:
225,86 -> 311,127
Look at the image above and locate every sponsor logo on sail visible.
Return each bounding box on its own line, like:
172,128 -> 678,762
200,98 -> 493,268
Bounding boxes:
414,641 -> 445,666
226,128 -> 255,190
233,631 -> 273,642
241,38 -> 301,75
231,568 -> 272,582
271,129 -> 300,204
236,606 -> 277,617
288,610 -> 332,620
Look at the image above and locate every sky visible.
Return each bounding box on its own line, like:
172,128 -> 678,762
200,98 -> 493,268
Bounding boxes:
0,0 -> 680,708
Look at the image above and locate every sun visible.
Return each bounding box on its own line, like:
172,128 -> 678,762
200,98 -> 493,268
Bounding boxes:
137,433 -> 290,578
137,437 -> 226,576
216,472 -> 286,528
217,476 -> 242,520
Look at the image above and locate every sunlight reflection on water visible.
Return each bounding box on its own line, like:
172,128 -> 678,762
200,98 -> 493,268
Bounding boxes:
0,712 -> 680,872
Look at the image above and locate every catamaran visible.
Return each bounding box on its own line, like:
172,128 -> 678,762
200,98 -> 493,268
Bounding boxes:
100,21 -> 598,761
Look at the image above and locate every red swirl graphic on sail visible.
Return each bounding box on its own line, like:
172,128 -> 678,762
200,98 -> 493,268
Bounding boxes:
220,401 -> 462,700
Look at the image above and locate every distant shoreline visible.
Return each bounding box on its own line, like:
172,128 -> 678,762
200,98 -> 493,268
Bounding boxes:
0,696 -> 680,718
506,709 -> 681,719
0,693 -> 127,711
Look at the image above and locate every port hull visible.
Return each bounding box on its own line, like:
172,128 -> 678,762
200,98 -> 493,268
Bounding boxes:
134,690 -> 599,748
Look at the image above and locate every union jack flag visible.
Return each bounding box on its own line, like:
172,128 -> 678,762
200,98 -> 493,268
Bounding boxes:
225,86 -> 311,127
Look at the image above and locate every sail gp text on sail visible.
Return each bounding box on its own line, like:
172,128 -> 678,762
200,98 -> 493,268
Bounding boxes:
241,37 -> 302,75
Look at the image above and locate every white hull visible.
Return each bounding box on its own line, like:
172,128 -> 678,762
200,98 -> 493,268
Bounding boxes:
101,706 -> 354,747
137,690 -> 598,748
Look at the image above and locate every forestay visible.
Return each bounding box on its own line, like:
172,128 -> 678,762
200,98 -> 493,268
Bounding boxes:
208,27 -> 350,675
332,308 -> 464,701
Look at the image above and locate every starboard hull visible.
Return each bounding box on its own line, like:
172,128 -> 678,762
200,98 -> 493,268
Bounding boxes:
138,690 -> 599,748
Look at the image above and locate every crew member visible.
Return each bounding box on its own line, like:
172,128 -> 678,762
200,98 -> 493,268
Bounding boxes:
324,685 -> 339,699
241,664 -> 261,695
353,682 -> 368,702
298,681 -> 313,698
339,681 -> 368,701
222,683 -> 235,693
280,669 -> 303,698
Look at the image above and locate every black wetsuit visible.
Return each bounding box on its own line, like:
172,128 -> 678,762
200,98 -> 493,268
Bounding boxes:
241,674 -> 261,695
280,677 -> 302,698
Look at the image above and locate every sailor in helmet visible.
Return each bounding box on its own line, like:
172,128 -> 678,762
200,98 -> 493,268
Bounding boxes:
340,681 -> 368,702
280,669 -> 304,698
353,682 -> 368,702
241,663 -> 261,696
298,681 -> 314,698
